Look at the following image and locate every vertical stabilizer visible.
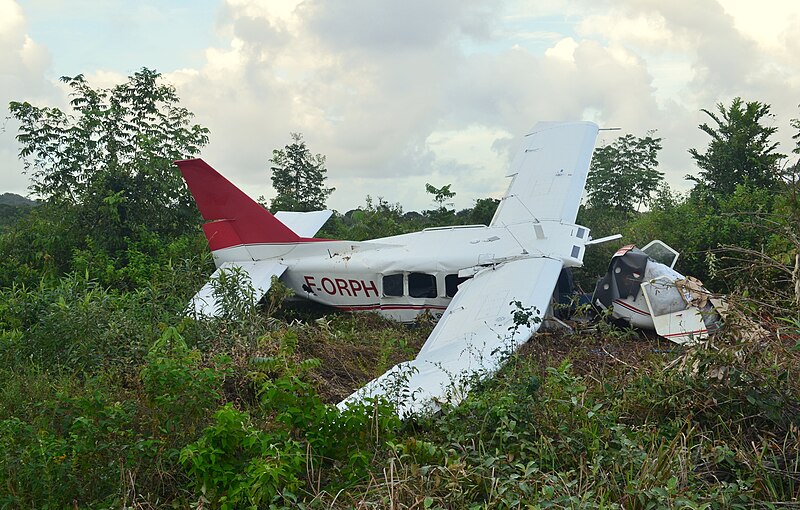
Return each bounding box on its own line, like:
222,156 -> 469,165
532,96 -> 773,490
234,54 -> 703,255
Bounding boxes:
176,159 -> 300,251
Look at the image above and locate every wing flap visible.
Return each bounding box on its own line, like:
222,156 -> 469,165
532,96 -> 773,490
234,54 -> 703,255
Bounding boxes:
339,257 -> 563,416
188,261 -> 287,318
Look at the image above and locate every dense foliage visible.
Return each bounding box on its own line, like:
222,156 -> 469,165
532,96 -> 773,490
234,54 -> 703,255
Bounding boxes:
1,78 -> 799,508
0,195 -> 35,233
688,98 -> 785,200
269,133 -> 334,212
4,69 -> 209,289
585,132 -> 664,211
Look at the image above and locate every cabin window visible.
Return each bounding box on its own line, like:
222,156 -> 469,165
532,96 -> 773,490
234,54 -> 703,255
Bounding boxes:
382,274 -> 404,297
445,274 -> 472,297
408,272 -> 437,298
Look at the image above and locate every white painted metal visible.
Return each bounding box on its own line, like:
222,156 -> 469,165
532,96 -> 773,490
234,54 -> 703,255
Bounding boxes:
609,259 -> 684,330
608,257 -> 716,344
641,278 -> 709,344
491,121 -> 599,226
274,210 -> 333,238
585,233 -> 623,246
338,257 -> 563,417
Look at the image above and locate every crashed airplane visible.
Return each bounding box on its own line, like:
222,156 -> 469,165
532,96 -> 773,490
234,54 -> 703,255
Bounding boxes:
592,241 -> 721,344
177,121 -> 720,417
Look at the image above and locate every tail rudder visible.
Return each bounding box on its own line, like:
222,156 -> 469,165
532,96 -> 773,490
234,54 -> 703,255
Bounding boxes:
176,158 -> 300,251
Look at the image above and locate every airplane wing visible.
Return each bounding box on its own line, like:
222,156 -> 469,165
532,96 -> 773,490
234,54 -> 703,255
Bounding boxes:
339,256 -> 563,417
491,121 -> 598,227
188,261 -> 287,318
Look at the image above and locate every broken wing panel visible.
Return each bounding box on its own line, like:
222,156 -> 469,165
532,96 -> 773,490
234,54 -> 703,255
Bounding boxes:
189,261 -> 287,318
491,121 -> 598,227
274,210 -> 333,238
339,257 -> 563,417
640,279 -> 708,344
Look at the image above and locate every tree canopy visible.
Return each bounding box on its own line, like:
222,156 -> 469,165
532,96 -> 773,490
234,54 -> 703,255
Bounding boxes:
425,183 -> 456,210
585,133 -> 664,212
269,133 -> 334,212
4,68 -> 210,285
9,68 -> 210,242
688,97 -> 784,199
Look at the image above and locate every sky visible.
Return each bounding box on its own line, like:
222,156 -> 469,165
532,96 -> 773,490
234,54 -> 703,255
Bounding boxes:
2,0 -> 799,212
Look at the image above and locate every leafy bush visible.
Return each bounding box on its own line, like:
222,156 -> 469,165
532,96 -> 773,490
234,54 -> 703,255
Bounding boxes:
180,404 -> 305,509
141,326 -> 231,435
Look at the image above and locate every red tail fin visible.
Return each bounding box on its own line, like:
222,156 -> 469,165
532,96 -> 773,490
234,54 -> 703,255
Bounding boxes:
176,159 -> 300,251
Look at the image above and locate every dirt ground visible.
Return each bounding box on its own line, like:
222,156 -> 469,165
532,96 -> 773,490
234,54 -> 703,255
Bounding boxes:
297,309 -> 683,404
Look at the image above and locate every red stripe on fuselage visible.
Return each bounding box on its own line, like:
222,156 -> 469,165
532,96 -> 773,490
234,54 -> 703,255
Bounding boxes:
613,299 -> 651,317
335,304 -> 448,313
663,329 -> 708,338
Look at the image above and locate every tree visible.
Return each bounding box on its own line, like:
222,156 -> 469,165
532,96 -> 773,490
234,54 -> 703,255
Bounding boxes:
425,183 -> 456,210
785,107 -> 800,220
467,197 -> 499,226
784,105 -> 800,191
585,132 -> 664,211
325,196 -> 412,241
6,69 -> 210,284
793,107 -> 800,157
423,183 -> 457,225
688,97 -> 785,199
269,133 -> 334,212
9,68 -> 210,240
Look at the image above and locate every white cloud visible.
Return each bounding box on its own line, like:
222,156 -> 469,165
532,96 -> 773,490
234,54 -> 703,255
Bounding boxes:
166,0 -> 785,209
0,0 -> 60,196
0,0 -> 51,99
545,37 -> 578,62
718,0 -> 800,53
2,0 -> 800,211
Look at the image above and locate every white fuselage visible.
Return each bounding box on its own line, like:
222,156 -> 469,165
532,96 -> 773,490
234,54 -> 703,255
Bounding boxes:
209,221 -> 590,322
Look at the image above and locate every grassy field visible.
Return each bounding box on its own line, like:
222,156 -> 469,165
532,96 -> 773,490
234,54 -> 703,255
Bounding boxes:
0,262 -> 798,508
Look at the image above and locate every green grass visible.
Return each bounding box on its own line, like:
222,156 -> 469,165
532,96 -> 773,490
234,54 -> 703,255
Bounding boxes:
0,269 -> 797,508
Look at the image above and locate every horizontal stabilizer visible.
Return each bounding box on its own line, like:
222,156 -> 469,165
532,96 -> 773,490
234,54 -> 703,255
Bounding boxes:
188,261 -> 287,318
274,210 -> 333,238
